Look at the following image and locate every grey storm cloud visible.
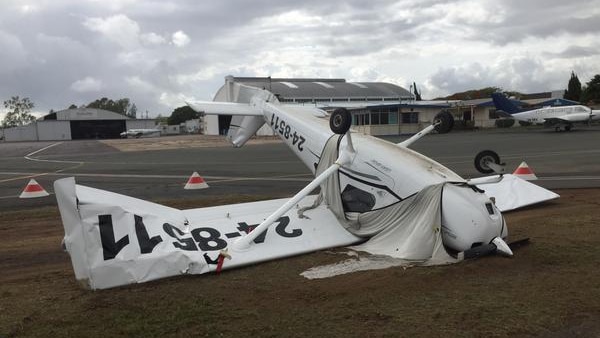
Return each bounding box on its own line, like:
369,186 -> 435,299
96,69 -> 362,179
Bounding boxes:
1,0 -> 599,116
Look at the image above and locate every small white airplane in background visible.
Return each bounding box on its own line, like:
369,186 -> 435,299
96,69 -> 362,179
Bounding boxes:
491,93 -> 600,131
120,128 -> 161,138
54,82 -> 558,290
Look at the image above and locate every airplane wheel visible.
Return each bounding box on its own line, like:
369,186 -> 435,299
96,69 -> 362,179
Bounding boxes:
434,111 -> 454,134
565,125 -> 572,132
330,108 -> 352,134
474,150 -> 501,174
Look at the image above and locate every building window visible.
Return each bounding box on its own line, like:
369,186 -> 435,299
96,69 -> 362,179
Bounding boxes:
353,112 -> 370,125
401,112 -> 419,124
380,112 -> 389,124
370,112 -> 380,125
389,112 -> 398,124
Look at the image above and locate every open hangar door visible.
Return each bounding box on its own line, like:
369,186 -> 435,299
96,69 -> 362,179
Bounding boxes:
70,120 -> 126,139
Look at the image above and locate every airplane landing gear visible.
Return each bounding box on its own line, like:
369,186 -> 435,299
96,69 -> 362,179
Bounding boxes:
433,111 -> 454,134
474,150 -> 503,174
330,108 -> 352,134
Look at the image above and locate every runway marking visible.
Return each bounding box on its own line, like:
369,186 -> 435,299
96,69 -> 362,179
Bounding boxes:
24,142 -> 64,159
537,176 -> 600,181
0,171 -> 313,182
436,149 -> 600,165
0,193 -> 55,200
0,142 -> 86,183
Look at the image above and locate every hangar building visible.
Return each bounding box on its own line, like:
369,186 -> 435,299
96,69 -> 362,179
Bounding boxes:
2,108 -> 156,142
205,76 -> 441,136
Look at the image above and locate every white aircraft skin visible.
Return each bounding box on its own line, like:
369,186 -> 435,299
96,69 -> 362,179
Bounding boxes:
120,128 -> 161,138
491,93 -> 600,131
188,86 -> 507,254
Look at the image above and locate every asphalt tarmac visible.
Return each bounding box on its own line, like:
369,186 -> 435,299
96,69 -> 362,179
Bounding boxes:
1,126 -> 600,213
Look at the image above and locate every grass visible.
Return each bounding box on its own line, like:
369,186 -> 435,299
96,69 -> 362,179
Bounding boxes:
1,189 -> 600,337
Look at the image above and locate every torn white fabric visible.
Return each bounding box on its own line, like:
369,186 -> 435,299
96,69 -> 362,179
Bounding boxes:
311,135 -> 458,265
301,252 -> 411,279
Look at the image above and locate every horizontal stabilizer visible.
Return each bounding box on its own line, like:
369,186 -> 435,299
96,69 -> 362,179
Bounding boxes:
474,174 -> 559,211
187,101 -> 263,116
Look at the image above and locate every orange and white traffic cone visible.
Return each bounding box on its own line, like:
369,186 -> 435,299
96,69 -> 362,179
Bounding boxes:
184,172 -> 209,189
19,179 -> 50,198
512,161 -> 538,180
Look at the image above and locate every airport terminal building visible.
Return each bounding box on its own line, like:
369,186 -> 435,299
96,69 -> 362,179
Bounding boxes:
2,108 -> 156,142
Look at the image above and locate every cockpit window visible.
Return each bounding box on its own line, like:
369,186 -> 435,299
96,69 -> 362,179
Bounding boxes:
341,185 -> 376,213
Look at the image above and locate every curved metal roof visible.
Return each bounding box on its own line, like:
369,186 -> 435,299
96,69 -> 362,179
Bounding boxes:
229,77 -> 413,101
42,108 -> 130,121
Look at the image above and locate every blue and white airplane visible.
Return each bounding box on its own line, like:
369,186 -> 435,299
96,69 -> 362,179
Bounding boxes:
491,93 -> 600,131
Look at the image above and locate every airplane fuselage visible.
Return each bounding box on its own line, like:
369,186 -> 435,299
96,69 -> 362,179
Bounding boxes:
512,105 -> 597,124
262,101 -> 506,252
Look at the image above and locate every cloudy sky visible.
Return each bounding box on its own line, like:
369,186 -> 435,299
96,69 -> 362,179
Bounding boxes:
1,0 -> 600,118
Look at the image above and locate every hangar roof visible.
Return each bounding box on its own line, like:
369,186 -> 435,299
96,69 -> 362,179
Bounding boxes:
42,108 -> 130,121
231,77 -> 413,101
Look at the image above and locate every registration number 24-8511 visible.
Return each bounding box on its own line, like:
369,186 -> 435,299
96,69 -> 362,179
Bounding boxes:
270,114 -> 305,151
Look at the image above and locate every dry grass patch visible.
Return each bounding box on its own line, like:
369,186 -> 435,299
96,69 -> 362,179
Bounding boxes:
1,190 -> 600,337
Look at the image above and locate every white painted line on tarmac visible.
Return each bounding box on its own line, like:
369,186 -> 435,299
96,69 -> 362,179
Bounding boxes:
24,142 -> 63,158
0,193 -> 54,200
0,171 -> 313,182
537,176 -> 600,181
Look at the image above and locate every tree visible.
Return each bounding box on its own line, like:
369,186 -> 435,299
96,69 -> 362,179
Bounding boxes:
127,103 -> 137,118
167,106 -> 199,125
413,82 -> 422,101
68,104 -> 78,109
441,87 -> 506,100
581,74 -> 600,104
154,114 -> 169,125
86,97 -> 136,118
2,96 -> 36,128
564,71 -> 582,101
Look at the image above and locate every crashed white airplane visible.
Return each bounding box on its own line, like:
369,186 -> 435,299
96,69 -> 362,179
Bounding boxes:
55,82 -> 559,289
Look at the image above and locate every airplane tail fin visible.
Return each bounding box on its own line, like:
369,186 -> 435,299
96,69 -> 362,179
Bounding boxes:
188,81 -> 277,147
491,93 -> 521,115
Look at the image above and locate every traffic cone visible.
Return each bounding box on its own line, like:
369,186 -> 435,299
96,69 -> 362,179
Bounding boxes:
512,161 -> 538,180
184,172 -> 209,189
19,179 -> 50,198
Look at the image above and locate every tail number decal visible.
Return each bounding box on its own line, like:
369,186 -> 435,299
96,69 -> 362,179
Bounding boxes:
98,215 -> 302,261
270,114 -> 305,151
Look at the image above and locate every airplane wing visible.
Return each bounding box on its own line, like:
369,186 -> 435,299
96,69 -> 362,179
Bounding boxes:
187,100 -> 263,116
54,177 -> 360,290
470,174 -> 559,212
543,117 -> 571,125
